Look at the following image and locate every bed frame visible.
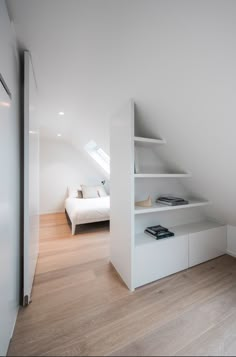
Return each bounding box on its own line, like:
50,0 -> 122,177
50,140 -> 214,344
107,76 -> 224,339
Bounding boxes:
65,209 -> 109,235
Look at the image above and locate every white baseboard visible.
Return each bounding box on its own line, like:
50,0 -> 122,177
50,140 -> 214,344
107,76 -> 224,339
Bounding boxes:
11,308 -> 18,338
40,210 -> 64,215
7,307 -> 19,355
226,250 -> 236,258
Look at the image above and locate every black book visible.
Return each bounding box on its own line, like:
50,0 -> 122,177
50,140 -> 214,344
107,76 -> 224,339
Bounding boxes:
157,195 -> 189,206
144,224 -> 175,239
145,229 -> 175,239
157,199 -> 189,206
145,225 -> 169,235
158,195 -> 186,202
155,231 -> 174,240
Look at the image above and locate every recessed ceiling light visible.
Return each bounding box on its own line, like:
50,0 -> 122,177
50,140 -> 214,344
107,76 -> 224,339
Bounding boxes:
58,111 -> 64,116
57,133 -> 62,137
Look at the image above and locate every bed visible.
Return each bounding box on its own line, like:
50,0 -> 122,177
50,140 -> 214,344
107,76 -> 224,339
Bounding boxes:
65,190 -> 110,235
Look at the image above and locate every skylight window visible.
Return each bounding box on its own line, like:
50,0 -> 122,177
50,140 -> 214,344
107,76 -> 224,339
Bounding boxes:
85,140 -> 110,175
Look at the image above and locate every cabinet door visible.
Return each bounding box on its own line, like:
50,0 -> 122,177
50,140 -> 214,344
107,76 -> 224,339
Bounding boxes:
189,226 -> 227,268
135,235 -> 188,288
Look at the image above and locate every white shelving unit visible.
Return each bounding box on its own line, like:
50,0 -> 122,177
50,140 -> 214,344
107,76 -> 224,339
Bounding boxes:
134,173 -> 191,178
135,221 -> 226,287
135,200 -> 210,214
135,221 -> 224,247
134,136 -> 166,145
110,100 -> 226,291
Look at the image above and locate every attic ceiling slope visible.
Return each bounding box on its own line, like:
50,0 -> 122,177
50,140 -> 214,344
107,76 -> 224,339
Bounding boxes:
7,0 -> 236,225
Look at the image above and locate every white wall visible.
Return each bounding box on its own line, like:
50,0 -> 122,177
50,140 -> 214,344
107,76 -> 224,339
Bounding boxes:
227,226 -> 236,257
8,0 -> 236,225
0,1 -> 20,355
8,1 -> 236,247
40,137 -> 105,214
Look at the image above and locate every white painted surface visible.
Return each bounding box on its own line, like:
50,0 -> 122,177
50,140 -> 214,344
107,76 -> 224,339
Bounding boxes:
134,173 -> 191,178
171,221 -> 225,237
110,100 -> 135,290
134,136 -> 166,144
135,200 -> 210,215
23,51 -> 40,302
189,226 -> 227,267
111,99 -> 210,289
135,234 -> 189,288
7,0 -> 236,226
40,137 -> 105,214
135,221 -> 226,287
0,2 -> 20,355
226,225 -> 236,257
136,221 -> 225,246
134,173 -> 206,234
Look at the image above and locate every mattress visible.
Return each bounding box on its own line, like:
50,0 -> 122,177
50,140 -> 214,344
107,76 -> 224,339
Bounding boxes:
65,196 -> 110,225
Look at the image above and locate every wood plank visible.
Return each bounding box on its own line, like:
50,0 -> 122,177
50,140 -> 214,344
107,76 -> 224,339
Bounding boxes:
8,213 -> 236,356
109,285 -> 236,356
176,311 -> 236,356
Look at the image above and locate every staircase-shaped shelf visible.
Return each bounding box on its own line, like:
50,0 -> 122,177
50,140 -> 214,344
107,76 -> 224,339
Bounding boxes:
134,136 -> 166,145
134,134 -> 209,209
135,135 -> 194,179
135,173 -> 191,178
135,199 -> 210,214
110,99 -> 211,292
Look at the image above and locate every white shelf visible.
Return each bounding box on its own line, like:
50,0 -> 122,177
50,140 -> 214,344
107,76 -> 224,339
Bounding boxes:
171,220 -> 223,236
134,136 -> 166,145
135,200 -> 210,215
136,231 -> 181,247
134,173 -> 191,178
111,100 -> 213,291
135,220 -> 224,247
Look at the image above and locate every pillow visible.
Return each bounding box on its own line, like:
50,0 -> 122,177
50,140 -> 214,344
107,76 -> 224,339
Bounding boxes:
97,186 -> 107,197
68,186 -> 82,198
81,185 -> 100,199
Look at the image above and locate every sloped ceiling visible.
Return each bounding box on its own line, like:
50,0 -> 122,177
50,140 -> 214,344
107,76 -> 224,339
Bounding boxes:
7,0 -> 236,225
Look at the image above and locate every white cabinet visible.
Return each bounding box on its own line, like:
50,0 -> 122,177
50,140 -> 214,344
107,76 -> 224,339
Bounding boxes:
135,235 -> 189,288
134,223 -> 227,289
110,100 -> 224,291
189,226 -> 227,267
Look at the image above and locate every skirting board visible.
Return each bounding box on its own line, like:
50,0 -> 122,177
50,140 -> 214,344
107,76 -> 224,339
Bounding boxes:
226,250 -> 236,258
40,210 -> 65,215
6,307 -> 19,356
11,308 -> 18,338
227,225 -> 236,258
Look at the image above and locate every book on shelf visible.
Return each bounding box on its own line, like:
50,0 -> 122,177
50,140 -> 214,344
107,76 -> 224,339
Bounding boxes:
157,195 -> 189,206
144,224 -> 175,240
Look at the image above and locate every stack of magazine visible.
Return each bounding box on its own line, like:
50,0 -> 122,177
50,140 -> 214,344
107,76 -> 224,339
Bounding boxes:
157,195 -> 189,206
144,225 -> 174,240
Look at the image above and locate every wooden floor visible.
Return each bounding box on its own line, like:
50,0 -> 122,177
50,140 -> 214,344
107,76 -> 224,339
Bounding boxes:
8,213 -> 236,356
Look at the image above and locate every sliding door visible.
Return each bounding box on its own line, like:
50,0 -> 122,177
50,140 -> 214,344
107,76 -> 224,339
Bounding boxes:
0,76 -> 14,355
23,51 -> 40,305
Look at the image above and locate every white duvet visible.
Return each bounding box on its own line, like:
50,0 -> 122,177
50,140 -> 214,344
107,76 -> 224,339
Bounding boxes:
65,196 -> 110,227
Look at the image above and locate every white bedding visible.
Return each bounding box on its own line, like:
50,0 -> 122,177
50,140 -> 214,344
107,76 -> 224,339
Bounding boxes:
65,196 -> 110,234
